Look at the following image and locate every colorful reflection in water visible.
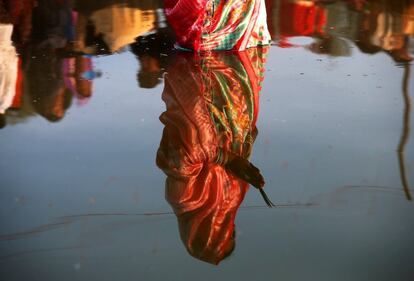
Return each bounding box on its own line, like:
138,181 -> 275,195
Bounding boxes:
1,0 -> 414,125
0,0 -> 413,280
157,48 -> 268,264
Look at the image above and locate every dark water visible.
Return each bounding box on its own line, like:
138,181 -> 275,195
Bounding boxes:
0,0 -> 413,280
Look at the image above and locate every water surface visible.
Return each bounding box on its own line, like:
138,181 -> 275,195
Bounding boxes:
0,1 -> 413,280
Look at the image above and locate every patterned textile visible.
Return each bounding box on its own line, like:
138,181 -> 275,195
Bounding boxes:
164,0 -> 271,51
156,47 -> 268,264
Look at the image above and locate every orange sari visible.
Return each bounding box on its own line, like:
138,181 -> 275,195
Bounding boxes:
157,47 -> 268,264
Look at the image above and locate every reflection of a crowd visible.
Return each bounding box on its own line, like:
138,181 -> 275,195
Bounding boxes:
1,0 -> 414,128
266,0 -> 414,61
0,0 -> 166,128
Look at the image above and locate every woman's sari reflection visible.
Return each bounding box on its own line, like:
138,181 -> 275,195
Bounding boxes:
156,47 -> 268,264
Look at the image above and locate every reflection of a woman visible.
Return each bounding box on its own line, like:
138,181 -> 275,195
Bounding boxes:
156,47 -> 270,264
0,23 -> 18,128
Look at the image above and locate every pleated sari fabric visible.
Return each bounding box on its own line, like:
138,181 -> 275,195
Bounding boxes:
164,0 -> 271,51
156,47 -> 268,264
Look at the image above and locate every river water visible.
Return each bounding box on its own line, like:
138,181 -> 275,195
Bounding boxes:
0,1 -> 413,280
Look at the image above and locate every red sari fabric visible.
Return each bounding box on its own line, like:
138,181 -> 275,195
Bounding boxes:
157,47 -> 268,264
164,0 -> 207,51
278,1 -> 327,48
164,0 -> 271,51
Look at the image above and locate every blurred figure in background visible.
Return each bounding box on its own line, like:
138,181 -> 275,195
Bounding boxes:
0,5 -> 21,128
73,0 -> 161,54
30,0 -> 75,49
62,55 -> 101,104
25,49 -> 101,121
157,47 -> 270,264
265,0 -> 414,60
0,0 -> 35,46
20,0 -> 102,121
362,0 -> 414,62
277,0 -> 327,47
2,0 -> 168,125
269,0 -> 352,57
25,49 -> 73,122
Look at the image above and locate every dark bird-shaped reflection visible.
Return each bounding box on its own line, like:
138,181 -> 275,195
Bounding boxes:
156,47 -> 273,265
